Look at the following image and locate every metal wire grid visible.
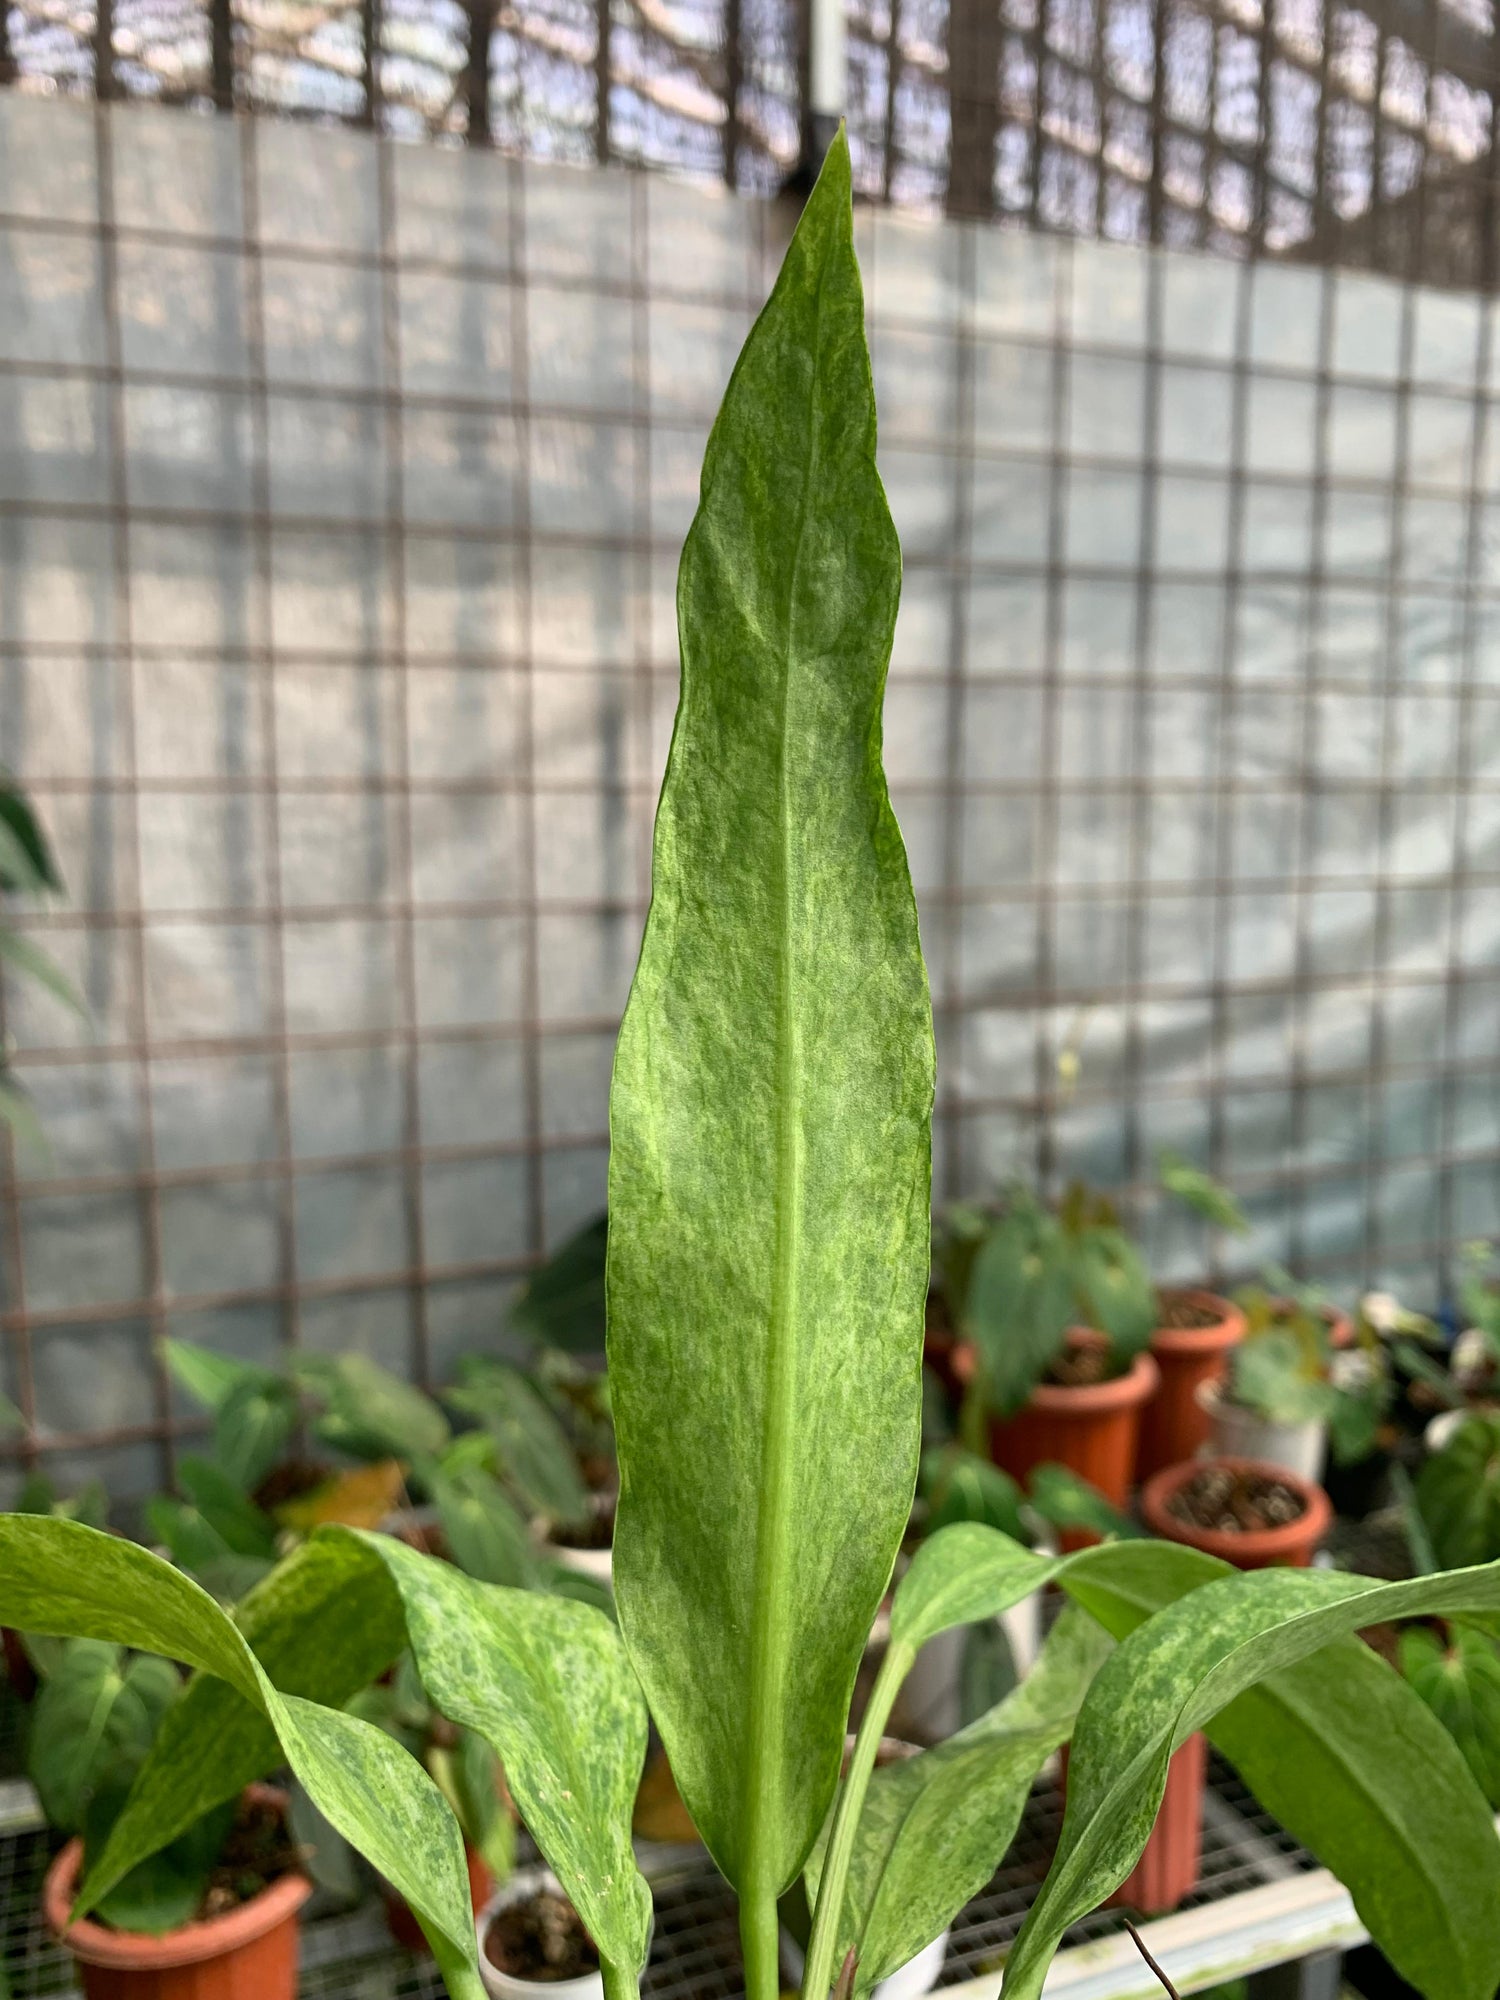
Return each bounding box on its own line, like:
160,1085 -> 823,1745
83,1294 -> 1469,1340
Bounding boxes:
0,1755 -> 1319,2000
0,0 -> 802,193
1,98 -> 1500,1499
846,0 -> 1500,285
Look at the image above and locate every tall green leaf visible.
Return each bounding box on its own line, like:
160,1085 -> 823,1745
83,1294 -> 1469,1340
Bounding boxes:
337,1530 -> 652,1983
1005,1557 -> 1500,2000
605,120 -> 932,1997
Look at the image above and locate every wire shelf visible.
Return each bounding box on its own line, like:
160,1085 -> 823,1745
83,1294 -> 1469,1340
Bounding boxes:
0,1753 -> 1317,2000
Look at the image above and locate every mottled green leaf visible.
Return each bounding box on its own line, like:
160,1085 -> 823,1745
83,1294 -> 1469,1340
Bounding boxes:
336,1529 -> 651,1980
1006,1557 -> 1500,2000
805,1609 -> 1109,1992
888,1523 -> 1061,1654
606,134 -> 932,1967
1063,1539 -> 1500,2000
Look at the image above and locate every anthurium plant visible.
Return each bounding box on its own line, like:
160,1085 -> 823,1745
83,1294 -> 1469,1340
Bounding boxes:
1227,1280 -> 1390,1466
3,135 -> 1500,2000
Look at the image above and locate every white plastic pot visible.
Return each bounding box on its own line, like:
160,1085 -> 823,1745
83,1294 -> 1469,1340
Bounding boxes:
779,1923 -> 948,2000
1197,1380 -> 1325,1483
895,1593 -> 1042,1742
547,1541 -> 613,1587
476,1869 -> 606,2000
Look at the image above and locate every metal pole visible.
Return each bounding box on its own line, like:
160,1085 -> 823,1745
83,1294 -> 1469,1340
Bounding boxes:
803,0 -> 845,176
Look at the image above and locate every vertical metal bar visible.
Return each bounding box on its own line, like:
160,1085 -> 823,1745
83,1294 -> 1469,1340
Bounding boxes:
1147,0 -> 1166,243
1118,249 -> 1163,1222
947,0 -> 1002,217
1033,239 -> 1072,1192
596,0 -> 612,165
937,226 -> 977,1200
1284,262 -> 1336,1277
361,0 -> 381,129
1250,0 -> 1271,254
375,131 -> 434,1390
1094,0 -> 1111,239
1029,0 -> 1051,226
237,114 -> 306,1384
508,166 -> 549,1269
210,0 -> 234,110
95,0 -> 115,99
882,0 -> 900,202
0,0 -> 16,86
724,0 -> 742,187
95,103 -> 175,1489
466,0 -> 494,144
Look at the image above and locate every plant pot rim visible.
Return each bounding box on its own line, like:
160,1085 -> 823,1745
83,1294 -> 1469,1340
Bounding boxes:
1024,1342 -> 1159,1416
1139,1455 -> 1333,1563
1150,1292 -> 1246,1360
43,1784 -> 310,1970
476,1866 -> 612,1999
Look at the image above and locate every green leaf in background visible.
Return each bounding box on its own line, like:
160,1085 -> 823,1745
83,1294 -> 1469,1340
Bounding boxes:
175,1457 -> 279,1558
87,1799 -> 233,1936
1157,1149 -> 1250,1234
74,1532 -> 406,1924
965,1202 -> 1075,1415
214,1375 -> 297,1492
0,1517 -> 480,1996
804,1608 -> 1110,1994
918,1446 -> 1026,1542
1415,1412 -> 1500,1569
1230,1328 -> 1337,1427
27,1640 -> 179,1833
1071,1226 -> 1157,1360
162,1338 -> 275,1416
1005,1557 -> 1500,2000
428,1461 -> 540,1588
1065,1539 -> 1500,2000
0,775 -> 64,893
338,1530 -> 652,1984
296,1353 -> 450,1465
146,1496 -> 273,1604
1401,1624 -> 1500,1809
446,1358 -> 590,1527
510,1215 -> 609,1354
958,1619 -> 1018,1724
1027,1462 -> 1146,1542
604,125 -> 933,1997
0,928 -> 85,1019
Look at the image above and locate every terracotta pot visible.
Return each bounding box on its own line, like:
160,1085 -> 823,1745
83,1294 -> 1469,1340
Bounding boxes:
385,1844 -> 494,1952
1135,1291 -> 1246,1482
988,1336 -> 1159,1548
1060,1733 -> 1205,1917
1139,1456 -> 1333,1570
43,1786 -> 310,2000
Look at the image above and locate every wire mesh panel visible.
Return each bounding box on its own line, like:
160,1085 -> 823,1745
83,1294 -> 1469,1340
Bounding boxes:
0,93 -> 1497,1501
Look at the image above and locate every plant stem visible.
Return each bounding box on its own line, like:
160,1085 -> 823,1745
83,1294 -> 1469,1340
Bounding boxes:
602,1958 -> 643,2000
1122,1918 -> 1180,2000
742,1886 -> 784,2000
800,1641 -> 914,1999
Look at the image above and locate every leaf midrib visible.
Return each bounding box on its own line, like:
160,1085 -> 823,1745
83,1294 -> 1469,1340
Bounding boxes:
742,245 -> 832,1904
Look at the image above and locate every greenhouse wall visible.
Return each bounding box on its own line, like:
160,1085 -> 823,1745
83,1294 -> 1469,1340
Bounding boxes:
1,90 -> 1497,1497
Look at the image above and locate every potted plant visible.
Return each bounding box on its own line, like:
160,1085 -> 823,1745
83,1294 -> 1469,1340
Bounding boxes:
28,1636 -> 310,2000
6,137 -> 1500,2000
1133,1154 -> 1251,1482
936,1186 -> 1159,1530
1199,1279 -> 1372,1483
1139,1457 -> 1334,1570
476,1868 -> 610,2000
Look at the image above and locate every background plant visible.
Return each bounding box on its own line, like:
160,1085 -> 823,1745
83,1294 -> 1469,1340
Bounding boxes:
0,773 -> 85,1146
